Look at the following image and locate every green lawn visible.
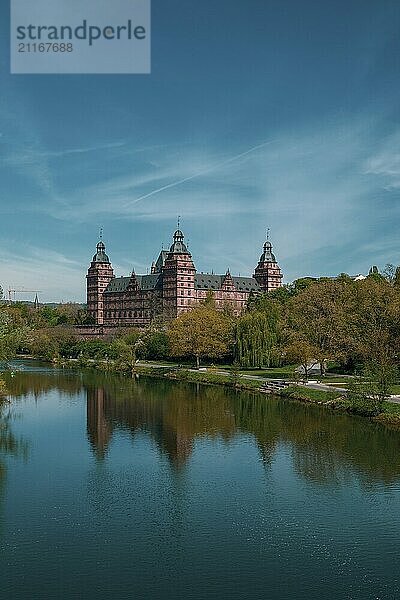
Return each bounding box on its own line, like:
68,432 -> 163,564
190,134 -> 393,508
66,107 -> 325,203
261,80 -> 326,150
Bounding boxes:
382,401 -> 400,415
238,365 -> 298,378
281,385 -> 338,403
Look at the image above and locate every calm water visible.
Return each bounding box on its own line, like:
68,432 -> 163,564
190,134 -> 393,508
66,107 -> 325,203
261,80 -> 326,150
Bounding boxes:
1,362 -> 400,599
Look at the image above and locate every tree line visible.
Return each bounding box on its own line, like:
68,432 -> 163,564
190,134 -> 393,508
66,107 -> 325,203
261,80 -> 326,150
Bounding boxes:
0,267 -> 399,401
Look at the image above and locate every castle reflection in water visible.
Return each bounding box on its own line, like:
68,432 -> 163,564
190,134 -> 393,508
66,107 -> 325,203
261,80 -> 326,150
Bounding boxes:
87,385 -> 196,467
5,366 -> 400,484
84,374 -> 400,485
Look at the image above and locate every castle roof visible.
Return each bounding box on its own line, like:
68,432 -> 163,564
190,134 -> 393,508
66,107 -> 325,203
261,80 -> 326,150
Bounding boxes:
259,240 -> 276,263
154,250 -> 169,272
104,273 -> 260,294
169,229 -> 189,254
195,274 -> 259,292
92,240 -> 110,264
104,273 -> 162,294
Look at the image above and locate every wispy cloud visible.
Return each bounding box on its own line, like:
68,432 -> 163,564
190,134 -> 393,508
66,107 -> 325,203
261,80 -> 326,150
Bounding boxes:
1,103 -> 400,298
363,131 -> 400,189
121,140 -> 275,208
0,243 -> 84,302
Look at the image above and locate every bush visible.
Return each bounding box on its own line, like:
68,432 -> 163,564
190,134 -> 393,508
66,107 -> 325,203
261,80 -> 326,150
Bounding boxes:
142,331 -> 170,360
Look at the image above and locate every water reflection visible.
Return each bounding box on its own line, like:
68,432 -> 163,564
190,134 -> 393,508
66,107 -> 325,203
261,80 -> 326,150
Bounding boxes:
0,402 -> 28,535
84,373 -> 400,486
6,364 -> 400,485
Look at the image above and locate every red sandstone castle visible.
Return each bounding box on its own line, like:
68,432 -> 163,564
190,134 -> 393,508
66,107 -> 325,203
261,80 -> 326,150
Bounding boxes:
86,228 -> 283,326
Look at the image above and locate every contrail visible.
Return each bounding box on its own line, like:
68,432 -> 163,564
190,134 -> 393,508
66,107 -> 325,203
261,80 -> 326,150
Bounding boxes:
124,139 -> 274,208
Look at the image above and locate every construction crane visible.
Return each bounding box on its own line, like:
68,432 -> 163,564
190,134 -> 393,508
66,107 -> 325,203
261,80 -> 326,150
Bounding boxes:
7,288 -> 42,303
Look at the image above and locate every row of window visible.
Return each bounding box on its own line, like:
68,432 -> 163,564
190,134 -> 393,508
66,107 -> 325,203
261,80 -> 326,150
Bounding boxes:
105,310 -> 151,319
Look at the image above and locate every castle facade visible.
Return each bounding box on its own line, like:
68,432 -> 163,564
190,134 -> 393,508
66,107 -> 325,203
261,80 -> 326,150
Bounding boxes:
86,228 -> 283,327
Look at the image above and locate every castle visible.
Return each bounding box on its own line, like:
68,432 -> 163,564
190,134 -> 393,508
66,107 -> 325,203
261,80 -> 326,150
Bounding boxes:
86,228 -> 283,327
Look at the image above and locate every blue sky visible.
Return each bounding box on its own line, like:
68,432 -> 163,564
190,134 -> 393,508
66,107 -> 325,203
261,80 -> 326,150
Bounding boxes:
0,0 -> 399,301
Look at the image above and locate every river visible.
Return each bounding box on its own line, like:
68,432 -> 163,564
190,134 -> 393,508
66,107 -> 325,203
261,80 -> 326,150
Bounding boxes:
0,360 -> 400,599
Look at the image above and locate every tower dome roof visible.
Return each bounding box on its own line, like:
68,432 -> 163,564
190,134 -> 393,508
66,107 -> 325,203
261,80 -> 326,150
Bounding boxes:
259,239 -> 276,263
169,229 -> 188,253
93,240 -> 110,263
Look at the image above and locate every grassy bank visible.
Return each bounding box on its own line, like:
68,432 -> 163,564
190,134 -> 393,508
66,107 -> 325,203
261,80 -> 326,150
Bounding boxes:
52,358 -> 400,430
134,365 -> 264,391
280,385 -> 400,428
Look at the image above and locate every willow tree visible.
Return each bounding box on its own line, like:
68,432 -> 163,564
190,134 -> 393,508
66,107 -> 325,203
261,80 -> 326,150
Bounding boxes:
235,308 -> 282,368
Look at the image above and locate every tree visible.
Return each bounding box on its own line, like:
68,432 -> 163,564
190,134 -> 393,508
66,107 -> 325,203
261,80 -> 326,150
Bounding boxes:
0,308 -> 30,397
109,339 -> 136,374
347,361 -> 398,414
168,306 -> 233,368
383,264 -> 396,284
394,267 -> 400,288
336,273 -> 353,283
367,266 -> 386,283
75,308 -> 95,325
142,331 -> 170,360
291,277 -> 318,293
0,309 -> 29,362
202,290 -> 216,308
284,280 -> 352,376
349,278 -> 400,365
284,339 -> 320,381
235,307 -> 283,368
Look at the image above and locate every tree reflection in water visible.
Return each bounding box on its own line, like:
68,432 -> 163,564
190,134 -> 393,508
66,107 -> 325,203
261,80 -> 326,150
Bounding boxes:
85,373 -> 400,486
5,365 -> 400,486
0,399 -> 28,534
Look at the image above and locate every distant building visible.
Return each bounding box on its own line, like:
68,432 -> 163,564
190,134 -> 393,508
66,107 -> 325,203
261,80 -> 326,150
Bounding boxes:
351,274 -> 367,281
86,228 -> 283,327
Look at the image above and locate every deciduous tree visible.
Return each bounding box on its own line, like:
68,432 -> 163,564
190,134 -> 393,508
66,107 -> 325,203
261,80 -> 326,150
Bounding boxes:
168,306 -> 233,368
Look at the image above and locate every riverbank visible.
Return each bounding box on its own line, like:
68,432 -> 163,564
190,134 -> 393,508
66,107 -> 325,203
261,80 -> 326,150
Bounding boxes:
51,357 -> 400,430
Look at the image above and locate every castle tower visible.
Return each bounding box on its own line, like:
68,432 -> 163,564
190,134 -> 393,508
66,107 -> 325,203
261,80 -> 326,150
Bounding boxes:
162,228 -> 196,317
253,233 -> 283,292
86,237 -> 114,324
